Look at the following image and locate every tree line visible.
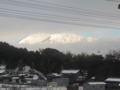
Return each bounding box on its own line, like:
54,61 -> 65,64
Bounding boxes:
0,41 -> 120,81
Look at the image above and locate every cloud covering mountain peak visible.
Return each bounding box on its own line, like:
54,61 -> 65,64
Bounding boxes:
18,33 -> 97,44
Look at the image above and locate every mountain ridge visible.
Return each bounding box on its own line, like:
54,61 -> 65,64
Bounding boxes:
18,33 -> 97,44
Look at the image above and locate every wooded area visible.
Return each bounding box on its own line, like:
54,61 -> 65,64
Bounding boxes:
0,42 -> 120,81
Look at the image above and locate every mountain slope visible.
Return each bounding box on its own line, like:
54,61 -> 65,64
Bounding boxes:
18,33 -> 97,44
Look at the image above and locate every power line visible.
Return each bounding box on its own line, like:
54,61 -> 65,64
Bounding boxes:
0,0 -> 120,29
1,0 -> 120,19
1,11 -> 120,29
1,8 -> 120,25
29,0 -> 120,16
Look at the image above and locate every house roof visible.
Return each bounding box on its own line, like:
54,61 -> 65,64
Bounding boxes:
48,73 -> 61,77
0,70 -> 5,73
33,69 -> 47,80
25,75 -> 39,80
61,70 -> 79,74
87,82 -> 106,85
12,77 -> 20,79
23,66 -> 30,73
0,65 -> 5,70
33,75 -> 39,80
18,74 -> 26,76
105,78 -> 120,83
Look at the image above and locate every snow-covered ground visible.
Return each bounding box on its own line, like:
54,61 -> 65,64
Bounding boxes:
0,84 -> 83,90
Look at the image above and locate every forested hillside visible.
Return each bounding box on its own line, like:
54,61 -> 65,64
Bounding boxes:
0,42 -> 120,81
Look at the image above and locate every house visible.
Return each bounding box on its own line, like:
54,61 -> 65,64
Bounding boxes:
25,74 -> 39,85
47,73 -> 61,81
61,70 -> 83,84
61,70 -> 81,77
52,78 -> 69,86
37,80 -> 47,86
105,78 -> 120,85
2,76 -> 11,83
105,78 -> 120,90
47,82 -> 59,87
83,82 -> 106,90
0,65 -> 47,86
67,85 -> 79,90
23,66 -> 31,73
0,65 -> 6,70
11,76 -> 22,84
76,76 -> 86,82
0,70 -> 6,75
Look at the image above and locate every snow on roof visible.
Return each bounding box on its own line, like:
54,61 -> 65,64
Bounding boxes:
12,77 -> 20,79
88,82 -> 106,85
18,74 -> 26,76
61,70 -> 79,74
0,70 -> 5,73
25,75 -> 39,80
105,78 -> 120,82
52,73 -> 61,77
0,65 -> 5,70
91,77 -> 95,79
2,74 -> 10,77
33,69 -> 47,80
23,66 -> 30,73
33,75 -> 39,80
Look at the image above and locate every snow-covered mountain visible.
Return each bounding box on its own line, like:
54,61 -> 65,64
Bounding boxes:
18,33 -> 97,44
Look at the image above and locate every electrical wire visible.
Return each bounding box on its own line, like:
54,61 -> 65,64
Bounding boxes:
29,0 -> 120,16
1,0 -> 120,20
0,8 -> 120,25
0,0 -> 120,29
1,11 -> 120,29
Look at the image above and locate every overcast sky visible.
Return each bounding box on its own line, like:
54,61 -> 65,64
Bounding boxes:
0,0 -> 120,55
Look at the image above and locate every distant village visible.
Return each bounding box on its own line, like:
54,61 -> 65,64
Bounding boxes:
0,64 -> 120,90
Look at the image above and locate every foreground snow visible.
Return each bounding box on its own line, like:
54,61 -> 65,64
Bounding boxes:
0,84 -> 83,90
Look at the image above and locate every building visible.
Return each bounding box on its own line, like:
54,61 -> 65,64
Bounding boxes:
53,78 -> 69,86
105,78 -> 120,90
47,82 -> 59,87
67,85 -> 79,90
25,74 -> 39,85
47,73 -> 61,81
37,80 -> 47,86
105,78 -> 120,85
0,65 -> 47,86
11,76 -> 22,84
83,82 -> 106,90
61,70 -> 83,84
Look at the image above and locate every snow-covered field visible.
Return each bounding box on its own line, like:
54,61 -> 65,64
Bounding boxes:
0,84 -> 83,90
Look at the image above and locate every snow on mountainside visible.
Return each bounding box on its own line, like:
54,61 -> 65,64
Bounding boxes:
18,33 -> 97,44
